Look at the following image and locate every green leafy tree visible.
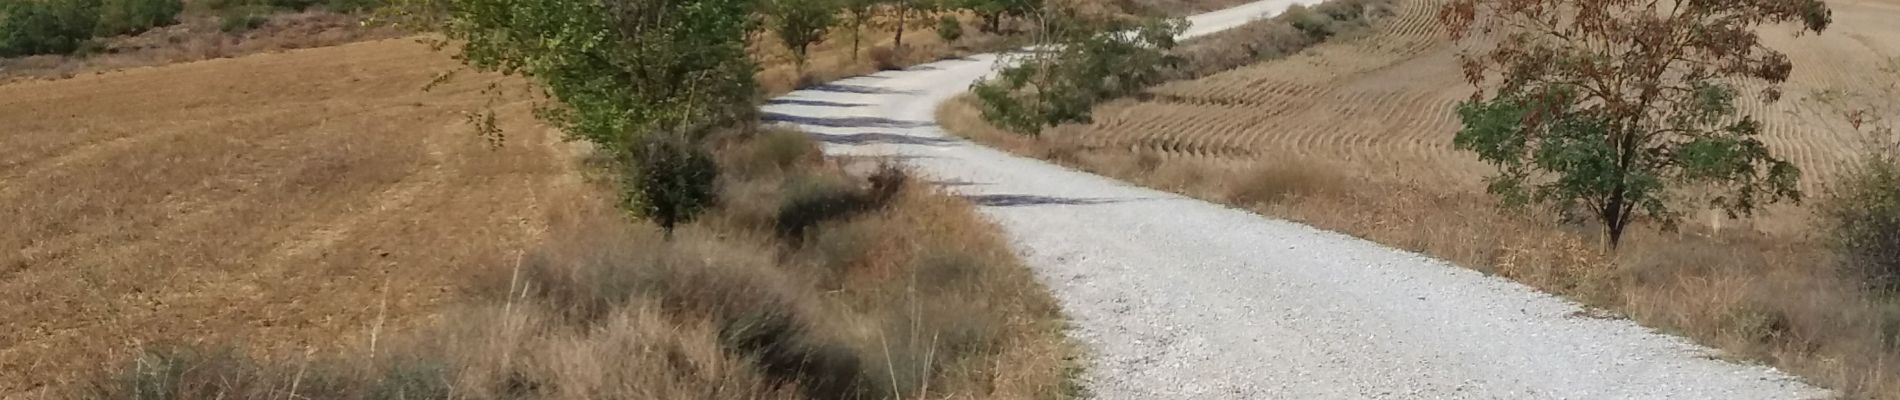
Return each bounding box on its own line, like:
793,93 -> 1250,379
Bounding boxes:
1437,0 -> 1831,248
973,16 -> 1183,134
0,0 -> 100,56
397,0 -> 758,232
767,0 -> 836,71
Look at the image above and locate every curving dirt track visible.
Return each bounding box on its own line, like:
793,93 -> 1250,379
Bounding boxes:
0,39 -> 590,395
764,1 -> 1830,398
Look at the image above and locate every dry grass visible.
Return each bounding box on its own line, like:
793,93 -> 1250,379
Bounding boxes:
80,131 -> 1074,400
937,0 -> 1900,396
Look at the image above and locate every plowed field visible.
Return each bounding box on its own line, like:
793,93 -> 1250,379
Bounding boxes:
0,38 -> 590,395
1071,0 -> 1900,194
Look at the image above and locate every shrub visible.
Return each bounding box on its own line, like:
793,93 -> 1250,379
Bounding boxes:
1821,150 -> 1900,292
217,6 -> 269,33
973,16 -> 1185,134
631,133 -> 721,236
94,0 -> 181,37
0,0 -> 100,57
936,15 -> 964,43
720,128 -> 820,180
774,163 -> 906,242
868,44 -> 904,70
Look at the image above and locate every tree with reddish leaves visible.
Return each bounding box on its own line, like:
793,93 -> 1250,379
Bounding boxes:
1437,0 -> 1832,248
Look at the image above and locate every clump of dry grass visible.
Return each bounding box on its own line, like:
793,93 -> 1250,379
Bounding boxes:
83,131 -> 1074,400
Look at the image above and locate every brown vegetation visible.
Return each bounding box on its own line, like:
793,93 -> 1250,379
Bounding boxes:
939,0 -> 1900,396
80,129 -> 1073,400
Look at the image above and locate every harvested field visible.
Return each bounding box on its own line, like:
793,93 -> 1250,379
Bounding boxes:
0,38 -> 588,396
1075,0 -> 1899,212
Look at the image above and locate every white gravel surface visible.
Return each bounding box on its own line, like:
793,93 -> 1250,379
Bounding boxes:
761,2 -> 1831,398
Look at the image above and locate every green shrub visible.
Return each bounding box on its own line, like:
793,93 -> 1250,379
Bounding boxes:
936,15 -> 963,43
94,0 -> 181,37
0,0 -> 100,57
1821,148 -> 1900,292
217,5 -> 268,33
631,133 -> 721,236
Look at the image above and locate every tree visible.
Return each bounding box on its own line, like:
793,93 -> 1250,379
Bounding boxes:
959,0 -> 1037,32
838,0 -> 877,59
398,0 -> 758,233
972,16 -> 1184,134
1437,0 -> 1832,248
767,0 -> 836,71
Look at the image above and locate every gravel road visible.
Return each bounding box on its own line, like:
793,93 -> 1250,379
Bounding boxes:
762,2 -> 1829,398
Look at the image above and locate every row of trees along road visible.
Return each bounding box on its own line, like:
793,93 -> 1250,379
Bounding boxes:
389,0 -> 1040,234
774,0 -> 1043,70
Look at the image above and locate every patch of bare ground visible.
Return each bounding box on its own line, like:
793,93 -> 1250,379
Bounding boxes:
939,0 -> 1900,397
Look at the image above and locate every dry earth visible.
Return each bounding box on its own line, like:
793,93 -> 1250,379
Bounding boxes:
0,38 -> 589,396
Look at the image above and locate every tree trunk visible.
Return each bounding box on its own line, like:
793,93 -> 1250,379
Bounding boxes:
1602,191 -> 1628,250
895,0 -> 907,49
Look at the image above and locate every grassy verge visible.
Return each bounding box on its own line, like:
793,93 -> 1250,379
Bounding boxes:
81,129 -> 1075,399
938,1 -> 1900,397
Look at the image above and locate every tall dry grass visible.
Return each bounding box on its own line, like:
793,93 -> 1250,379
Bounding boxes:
82,130 -> 1075,400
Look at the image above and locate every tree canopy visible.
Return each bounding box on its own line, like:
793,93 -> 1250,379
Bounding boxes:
1437,0 -> 1832,247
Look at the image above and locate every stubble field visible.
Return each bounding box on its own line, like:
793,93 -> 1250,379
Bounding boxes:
0,38 -> 589,395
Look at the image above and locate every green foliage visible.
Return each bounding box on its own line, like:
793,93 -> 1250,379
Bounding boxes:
633,133 -> 721,236
95,0 -> 181,37
973,16 -> 1184,134
399,0 -> 759,227
1439,0 -> 1828,247
957,0 -> 1038,33
0,0 -> 101,57
935,14 -> 962,42
217,5 -> 269,33
1822,149 -> 1900,292
766,0 -> 835,69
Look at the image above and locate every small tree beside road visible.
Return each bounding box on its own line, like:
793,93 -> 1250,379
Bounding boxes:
1438,0 -> 1832,248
